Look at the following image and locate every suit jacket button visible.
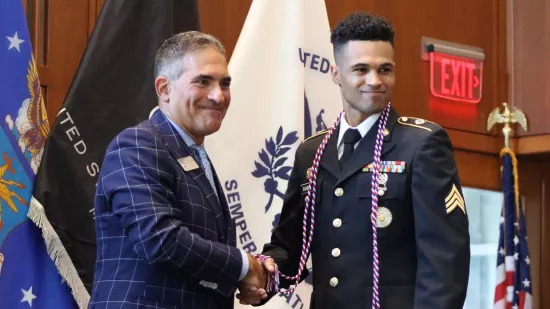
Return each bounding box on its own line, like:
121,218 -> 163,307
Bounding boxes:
334,188 -> 344,197
330,277 -> 339,287
333,218 -> 342,228
332,248 -> 341,257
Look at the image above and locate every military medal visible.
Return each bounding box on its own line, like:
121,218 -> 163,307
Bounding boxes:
363,161 -> 406,173
377,173 -> 388,196
376,207 -> 392,228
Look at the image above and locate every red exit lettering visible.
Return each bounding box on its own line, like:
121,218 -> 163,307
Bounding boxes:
429,52 -> 483,103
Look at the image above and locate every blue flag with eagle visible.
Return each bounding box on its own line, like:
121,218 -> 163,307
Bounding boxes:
0,1 -> 77,308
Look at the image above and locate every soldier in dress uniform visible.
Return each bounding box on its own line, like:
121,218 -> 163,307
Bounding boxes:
237,12 -> 470,309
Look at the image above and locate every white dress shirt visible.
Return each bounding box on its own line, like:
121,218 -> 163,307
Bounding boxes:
337,112 -> 381,159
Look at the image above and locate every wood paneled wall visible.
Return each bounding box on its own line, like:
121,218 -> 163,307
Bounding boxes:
507,0 -> 550,158
518,157 -> 550,309
511,0 -> 550,137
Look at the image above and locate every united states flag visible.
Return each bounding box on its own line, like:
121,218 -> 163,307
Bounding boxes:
494,149 -> 532,309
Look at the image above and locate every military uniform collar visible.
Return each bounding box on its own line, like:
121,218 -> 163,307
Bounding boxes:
318,106 -> 399,183
337,112 -> 381,149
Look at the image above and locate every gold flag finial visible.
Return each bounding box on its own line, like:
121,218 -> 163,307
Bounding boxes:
487,102 -> 528,148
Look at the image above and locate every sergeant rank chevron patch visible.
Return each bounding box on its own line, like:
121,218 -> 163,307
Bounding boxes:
445,184 -> 466,214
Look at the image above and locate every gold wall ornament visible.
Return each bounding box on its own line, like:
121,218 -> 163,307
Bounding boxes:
487,102 -> 528,148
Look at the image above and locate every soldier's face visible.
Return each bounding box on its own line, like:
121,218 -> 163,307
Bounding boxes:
331,40 -> 395,117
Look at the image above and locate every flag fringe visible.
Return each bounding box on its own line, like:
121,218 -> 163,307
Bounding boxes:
27,196 -> 90,309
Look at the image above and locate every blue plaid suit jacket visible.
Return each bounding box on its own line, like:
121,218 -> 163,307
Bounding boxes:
89,110 -> 243,309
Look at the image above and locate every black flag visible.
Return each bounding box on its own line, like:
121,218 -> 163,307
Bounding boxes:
30,0 -> 200,302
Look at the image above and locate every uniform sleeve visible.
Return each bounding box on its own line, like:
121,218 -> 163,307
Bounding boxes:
410,127 -> 470,308
99,128 -> 243,297
261,144 -> 310,289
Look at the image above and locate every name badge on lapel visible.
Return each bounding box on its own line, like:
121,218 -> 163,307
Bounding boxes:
301,183 -> 310,195
178,156 -> 200,171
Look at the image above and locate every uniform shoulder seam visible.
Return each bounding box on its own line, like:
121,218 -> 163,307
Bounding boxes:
302,129 -> 329,143
397,116 -> 441,132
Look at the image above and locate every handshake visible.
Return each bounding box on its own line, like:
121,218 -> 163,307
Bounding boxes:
237,253 -> 276,305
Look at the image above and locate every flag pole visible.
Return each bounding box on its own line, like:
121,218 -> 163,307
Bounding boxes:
487,102 -> 529,230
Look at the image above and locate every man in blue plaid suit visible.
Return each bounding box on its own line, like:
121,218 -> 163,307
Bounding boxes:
89,31 -> 268,309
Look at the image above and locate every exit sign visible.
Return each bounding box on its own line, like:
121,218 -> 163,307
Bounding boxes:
429,51 -> 483,103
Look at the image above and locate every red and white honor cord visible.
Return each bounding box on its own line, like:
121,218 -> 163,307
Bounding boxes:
256,103 -> 391,309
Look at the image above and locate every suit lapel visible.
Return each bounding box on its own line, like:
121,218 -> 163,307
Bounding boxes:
210,165 -> 232,244
149,110 -> 228,241
335,108 -> 399,187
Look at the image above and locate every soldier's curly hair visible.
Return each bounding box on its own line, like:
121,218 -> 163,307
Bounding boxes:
330,12 -> 395,56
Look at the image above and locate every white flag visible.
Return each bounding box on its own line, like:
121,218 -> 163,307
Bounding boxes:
207,0 -> 342,308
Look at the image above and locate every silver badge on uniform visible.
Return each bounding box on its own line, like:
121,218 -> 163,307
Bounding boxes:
377,173 -> 388,196
301,183 -> 310,195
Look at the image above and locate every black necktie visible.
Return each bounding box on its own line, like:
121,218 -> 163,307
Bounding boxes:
340,128 -> 361,168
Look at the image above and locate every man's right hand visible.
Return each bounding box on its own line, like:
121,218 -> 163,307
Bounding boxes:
237,254 -> 268,305
244,253 -> 267,287
237,256 -> 277,305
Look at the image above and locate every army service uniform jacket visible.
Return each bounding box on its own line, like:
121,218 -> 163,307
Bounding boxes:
262,108 -> 470,309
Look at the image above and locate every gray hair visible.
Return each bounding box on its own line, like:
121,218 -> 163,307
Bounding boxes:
154,31 -> 226,81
